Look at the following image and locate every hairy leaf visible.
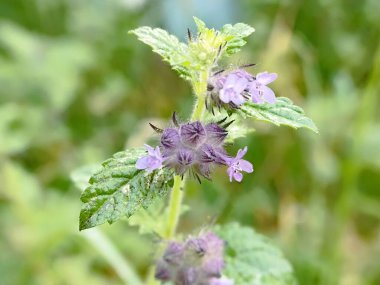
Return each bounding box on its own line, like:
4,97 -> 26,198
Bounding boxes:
239,97 -> 319,133
221,23 -> 255,55
79,148 -> 174,230
215,223 -> 297,285
129,27 -> 191,79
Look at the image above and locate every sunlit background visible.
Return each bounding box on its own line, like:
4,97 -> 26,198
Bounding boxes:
1,0 -> 379,284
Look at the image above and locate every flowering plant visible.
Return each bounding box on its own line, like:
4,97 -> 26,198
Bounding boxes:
77,17 -> 317,285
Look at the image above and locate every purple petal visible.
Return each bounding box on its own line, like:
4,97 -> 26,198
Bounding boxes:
261,85 -> 276,104
219,89 -> 232,103
238,159 -> 253,173
236,146 -> 248,160
256,72 -> 277,85
230,94 -> 246,106
227,167 -> 234,182
251,89 -> 264,104
144,144 -> 155,155
233,171 -> 243,182
233,77 -> 249,93
224,74 -> 239,87
146,158 -> 163,172
136,156 -> 150,170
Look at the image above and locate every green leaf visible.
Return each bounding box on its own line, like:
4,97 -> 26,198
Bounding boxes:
193,16 -> 207,33
79,148 -> 174,231
129,27 -> 191,80
221,23 -> 255,55
215,223 -> 297,285
238,97 -> 319,133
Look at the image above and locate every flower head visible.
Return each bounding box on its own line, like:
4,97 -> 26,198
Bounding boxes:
219,73 -> 249,106
249,71 -> 277,104
225,146 -> 253,182
136,116 -> 255,182
157,118 -> 232,179
155,231 -> 227,285
206,69 -> 278,113
135,144 -> 164,173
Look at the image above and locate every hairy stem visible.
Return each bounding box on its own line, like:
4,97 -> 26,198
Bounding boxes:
146,70 -> 209,284
164,175 -> 184,238
164,70 -> 209,239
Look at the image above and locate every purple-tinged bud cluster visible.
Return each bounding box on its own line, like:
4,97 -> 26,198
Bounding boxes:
135,115 -> 253,182
155,232 -> 234,285
207,68 -> 277,111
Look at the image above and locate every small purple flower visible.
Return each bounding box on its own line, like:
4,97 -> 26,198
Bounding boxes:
135,144 -> 164,173
225,146 -> 253,182
219,73 -> 249,106
249,71 -> 277,104
210,277 -> 234,285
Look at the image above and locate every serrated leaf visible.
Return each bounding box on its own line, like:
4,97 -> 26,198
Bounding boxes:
79,148 -> 174,231
238,97 -> 319,133
215,223 -> 297,285
221,23 -> 255,55
193,16 -> 207,33
129,27 -> 191,80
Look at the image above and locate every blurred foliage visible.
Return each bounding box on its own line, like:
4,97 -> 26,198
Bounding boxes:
0,0 -> 379,285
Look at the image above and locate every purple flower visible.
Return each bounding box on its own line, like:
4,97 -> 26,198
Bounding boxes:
210,277 -> 234,285
219,73 -> 249,106
135,144 -> 164,173
155,232 -> 227,285
225,146 -> 253,182
249,71 -> 277,104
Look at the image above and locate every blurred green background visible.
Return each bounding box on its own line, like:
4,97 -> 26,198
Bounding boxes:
1,0 -> 379,284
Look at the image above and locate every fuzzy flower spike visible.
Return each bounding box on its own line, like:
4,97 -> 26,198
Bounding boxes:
155,231 -> 234,285
136,114 -> 254,183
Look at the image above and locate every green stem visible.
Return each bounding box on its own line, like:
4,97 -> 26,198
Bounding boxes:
164,175 -> 184,238
163,70 -> 209,239
146,70 -> 209,284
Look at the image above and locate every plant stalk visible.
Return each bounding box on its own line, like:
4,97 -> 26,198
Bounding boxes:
146,70 -> 209,284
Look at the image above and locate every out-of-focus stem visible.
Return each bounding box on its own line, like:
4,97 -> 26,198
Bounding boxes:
81,229 -> 143,285
325,42 -> 380,283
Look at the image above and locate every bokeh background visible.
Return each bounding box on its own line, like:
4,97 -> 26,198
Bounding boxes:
1,0 -> 379,284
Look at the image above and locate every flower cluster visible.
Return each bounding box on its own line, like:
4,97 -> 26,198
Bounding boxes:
155,232 -> 233,285
206,69 -> 277,111
136,115 -> 253,182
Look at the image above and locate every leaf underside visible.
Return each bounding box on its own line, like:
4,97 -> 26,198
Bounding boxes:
129,27 -> 191,80
239,97 -> 319,133
215,223 -> 297,285
79,148 -> 174,231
